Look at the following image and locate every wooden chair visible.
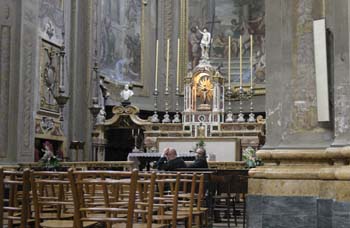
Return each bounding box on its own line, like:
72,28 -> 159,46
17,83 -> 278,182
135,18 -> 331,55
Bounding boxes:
212,174 -> 238,227
0,168 -> 31,228
178,173 -> 209,228
68,169 -> 139,228
232,175 -> 248,228
131,172 -> 167,228
152,172 -> 190,227
30,170 -> 97,228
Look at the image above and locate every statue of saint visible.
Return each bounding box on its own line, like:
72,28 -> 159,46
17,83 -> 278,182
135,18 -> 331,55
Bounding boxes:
196,26 -> 211,59
120,84 -> 134,102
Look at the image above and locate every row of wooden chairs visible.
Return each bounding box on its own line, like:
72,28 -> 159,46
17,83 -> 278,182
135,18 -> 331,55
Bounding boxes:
0,168 -> 207,228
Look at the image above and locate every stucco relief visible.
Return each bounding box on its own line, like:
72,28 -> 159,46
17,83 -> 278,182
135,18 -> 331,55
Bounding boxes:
19,31 -> 36,160
39,0 -> 64,45
39,40 -> 60,112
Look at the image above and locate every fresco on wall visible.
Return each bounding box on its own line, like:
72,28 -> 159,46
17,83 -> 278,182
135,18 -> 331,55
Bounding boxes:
188,0 -> 265,85
100,0 -> 142,85
39,0 -> 64,45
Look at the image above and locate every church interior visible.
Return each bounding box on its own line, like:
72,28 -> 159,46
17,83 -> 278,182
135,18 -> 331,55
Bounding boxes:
1,0 -> 350,227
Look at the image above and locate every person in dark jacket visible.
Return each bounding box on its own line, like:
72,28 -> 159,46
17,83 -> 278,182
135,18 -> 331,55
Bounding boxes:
187,147 -> 208,168
157,147 -> 186,171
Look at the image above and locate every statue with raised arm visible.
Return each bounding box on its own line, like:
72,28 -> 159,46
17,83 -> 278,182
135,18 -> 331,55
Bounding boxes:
196,26 -> 211,59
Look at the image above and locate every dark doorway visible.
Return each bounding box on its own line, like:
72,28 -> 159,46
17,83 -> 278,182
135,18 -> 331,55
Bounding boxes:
105,128 -> 134,161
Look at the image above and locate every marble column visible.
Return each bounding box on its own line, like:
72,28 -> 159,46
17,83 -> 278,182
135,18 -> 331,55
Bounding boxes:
264,0 -> 333,149
67,0 -> 93,160
329,0 -> 350,147
248,1 -> 350,227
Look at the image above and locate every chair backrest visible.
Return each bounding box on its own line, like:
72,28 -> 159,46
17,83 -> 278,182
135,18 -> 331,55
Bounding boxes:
155,172 -> 181,227
0,168 -> 31,228
68,169 -> 139,228
137,172 -> 157,228
30,171 -> 71,228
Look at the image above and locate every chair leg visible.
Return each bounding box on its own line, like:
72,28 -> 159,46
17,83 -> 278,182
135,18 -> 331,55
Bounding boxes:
243,195 -> 246,228
232,197 -> 237,226
226,198 -> 230,228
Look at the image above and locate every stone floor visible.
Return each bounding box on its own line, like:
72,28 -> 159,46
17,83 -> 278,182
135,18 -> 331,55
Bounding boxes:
176,216 -> 246,228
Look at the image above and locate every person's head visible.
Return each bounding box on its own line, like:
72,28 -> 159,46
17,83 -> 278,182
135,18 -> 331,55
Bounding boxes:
124,84 -> 129,90
167,148 -> 177,161
203,27 -> 208,33
195,147 -> 206,159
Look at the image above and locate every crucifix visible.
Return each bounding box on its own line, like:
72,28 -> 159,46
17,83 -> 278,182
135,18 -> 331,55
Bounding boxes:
206,15 -> 221,56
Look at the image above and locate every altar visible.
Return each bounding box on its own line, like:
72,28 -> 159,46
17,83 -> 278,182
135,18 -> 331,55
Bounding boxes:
92,44 -> 265,163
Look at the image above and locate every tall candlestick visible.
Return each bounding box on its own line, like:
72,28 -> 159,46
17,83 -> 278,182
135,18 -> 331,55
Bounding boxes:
176,38 -> 180,87
250,35 -> 253,88
166,39 -> 170,89
228,36 -> 231,85
239,35 -> 242,87
155,40 -> 159,90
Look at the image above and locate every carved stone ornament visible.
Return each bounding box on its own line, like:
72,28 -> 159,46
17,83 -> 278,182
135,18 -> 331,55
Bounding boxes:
40,116 -> 54,132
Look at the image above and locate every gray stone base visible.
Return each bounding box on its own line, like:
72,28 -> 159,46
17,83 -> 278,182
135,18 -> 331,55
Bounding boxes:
247,195 -> 350,228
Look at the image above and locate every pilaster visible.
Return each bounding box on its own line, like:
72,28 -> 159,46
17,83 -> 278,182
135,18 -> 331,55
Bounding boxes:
16,0 -> 40,162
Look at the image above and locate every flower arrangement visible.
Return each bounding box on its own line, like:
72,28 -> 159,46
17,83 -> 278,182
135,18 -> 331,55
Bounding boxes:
191,139 -> 206,152
40,141 -> 61,170
242,146 -> 263,168
197,139 -> 205,148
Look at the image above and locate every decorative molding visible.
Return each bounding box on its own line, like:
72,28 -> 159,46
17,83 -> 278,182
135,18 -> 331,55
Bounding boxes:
20,34 -> 35,159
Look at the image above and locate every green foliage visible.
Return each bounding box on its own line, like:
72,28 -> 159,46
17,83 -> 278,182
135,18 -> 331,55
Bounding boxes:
192,140 -> 206,152
242,146 -> 263,168
197,139 -> 205,148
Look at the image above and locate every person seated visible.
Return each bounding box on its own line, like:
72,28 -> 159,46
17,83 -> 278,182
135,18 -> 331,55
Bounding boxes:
187,147 -> 208,168
156,147 -> 186,171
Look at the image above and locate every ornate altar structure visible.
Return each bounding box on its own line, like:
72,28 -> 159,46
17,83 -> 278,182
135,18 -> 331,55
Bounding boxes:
94,59 -> 265,163
182,60 -> 225,137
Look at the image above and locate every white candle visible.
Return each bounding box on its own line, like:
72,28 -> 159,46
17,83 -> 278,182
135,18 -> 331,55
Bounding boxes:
132,129 -> 134,136
155,40 -> 159,90
176,38 -> 180,88
240,35 -> 242,87
250,35 -> 253,88
166,39 -> 170,89
228,36 -> 231,85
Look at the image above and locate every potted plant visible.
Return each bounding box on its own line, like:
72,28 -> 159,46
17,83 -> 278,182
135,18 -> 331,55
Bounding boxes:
242,146 -> 262,168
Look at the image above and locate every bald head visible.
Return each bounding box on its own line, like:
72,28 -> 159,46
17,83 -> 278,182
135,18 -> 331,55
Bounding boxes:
167,148 -> 177,160
195,147 -> 206,158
